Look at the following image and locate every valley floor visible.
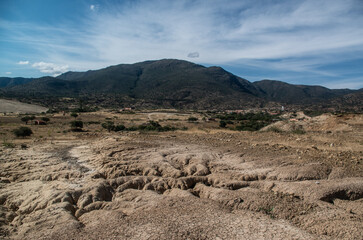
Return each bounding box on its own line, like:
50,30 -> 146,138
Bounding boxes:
0,112 -> 362,239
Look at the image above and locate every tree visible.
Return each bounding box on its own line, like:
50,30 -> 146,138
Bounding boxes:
21,115 -> 35,125
13,127 -> 33,137
70,120 -> 83,131
70,112 -> 78,119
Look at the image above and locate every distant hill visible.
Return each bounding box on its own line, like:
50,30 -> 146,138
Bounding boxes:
0,59 -> 360,110
0,77 -> 34,88
252,80 -> 353,104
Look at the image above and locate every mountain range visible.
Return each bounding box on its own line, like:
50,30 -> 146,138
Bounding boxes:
1,59 -> 362,110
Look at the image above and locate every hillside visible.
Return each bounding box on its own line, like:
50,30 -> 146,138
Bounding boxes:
0,59 -> 359,109
253,80 -> 354,104
0,77 -> 34,88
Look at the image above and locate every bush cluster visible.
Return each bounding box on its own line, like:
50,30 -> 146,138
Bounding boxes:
216,112 -> 278,132
102,121 -> 177,132
101,121 -> 125,132
217,112 -> 277,121
13,127 -> 33,137
235,121 -> 268,131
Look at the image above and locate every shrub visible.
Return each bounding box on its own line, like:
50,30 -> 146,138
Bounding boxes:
188,117 -> 198,122
219,120 -> 227,128
13,127 -> 33,137
114,125 -> 126,132
101,121 -> 115,132
70,112 -> 78,119
41,117 -> 50,122
70,120 -> 83,131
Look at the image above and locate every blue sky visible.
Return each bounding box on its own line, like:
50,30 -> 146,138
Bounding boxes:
1,0 -> 363,89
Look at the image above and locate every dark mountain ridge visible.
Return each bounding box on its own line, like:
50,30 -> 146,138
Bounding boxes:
0,59 -> 360,110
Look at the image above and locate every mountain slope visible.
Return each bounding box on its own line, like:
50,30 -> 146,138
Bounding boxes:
1,59 -> 358,109
253,80 -> 354,104
0,77 -> 34,88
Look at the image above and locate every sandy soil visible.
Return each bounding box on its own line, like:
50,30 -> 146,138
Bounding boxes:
0,113 -> 362,239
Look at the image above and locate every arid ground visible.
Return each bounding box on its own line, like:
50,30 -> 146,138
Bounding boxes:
0,110 -> 362,239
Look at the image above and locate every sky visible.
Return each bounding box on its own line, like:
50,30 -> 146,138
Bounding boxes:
1,0 -> 363,89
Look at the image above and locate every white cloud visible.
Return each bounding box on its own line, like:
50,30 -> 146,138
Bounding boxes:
5,72 -> 12,75
3,0 -> 363,87
17,61 -> 29,65
32,62 -> 69,76
187,52 -> 199,58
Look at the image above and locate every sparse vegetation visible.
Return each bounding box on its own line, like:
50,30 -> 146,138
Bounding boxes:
70,112 -> 79,119
101,120 -> 177,132
291,129 -> 306,134
268,126 -> 283,133
217,112 -> 278,132
137,121 -> 176,132
2,139 -> 15,148
13,126 -> 33,137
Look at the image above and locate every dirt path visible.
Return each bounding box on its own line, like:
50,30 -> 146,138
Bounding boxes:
0,132 -> 362,239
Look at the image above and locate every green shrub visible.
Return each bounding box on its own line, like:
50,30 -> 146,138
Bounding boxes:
13,127 -> 33,137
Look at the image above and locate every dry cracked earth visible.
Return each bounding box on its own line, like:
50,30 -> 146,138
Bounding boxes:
1,114 -> 363,239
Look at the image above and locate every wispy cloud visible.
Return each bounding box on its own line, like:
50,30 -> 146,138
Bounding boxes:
5,72 -> 12,75
32,62 -> 69,76
17,60 -> 29,65
187,52 -> 199,58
